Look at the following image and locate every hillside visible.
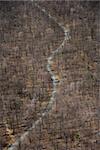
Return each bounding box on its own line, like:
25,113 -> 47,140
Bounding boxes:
0,1 -> 99,150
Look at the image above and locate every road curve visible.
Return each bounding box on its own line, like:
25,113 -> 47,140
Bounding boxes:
8,3 -> 70,150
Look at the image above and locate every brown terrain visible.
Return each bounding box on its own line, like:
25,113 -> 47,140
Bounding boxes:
0,1 -> 100,150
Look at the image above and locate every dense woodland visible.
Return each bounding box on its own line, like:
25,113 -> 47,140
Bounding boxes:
0,1 -> 99,150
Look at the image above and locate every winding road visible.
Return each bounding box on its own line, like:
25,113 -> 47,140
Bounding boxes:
8,3 -> 70,150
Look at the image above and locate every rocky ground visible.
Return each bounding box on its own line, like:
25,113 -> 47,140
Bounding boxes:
0,1 -> 99,150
